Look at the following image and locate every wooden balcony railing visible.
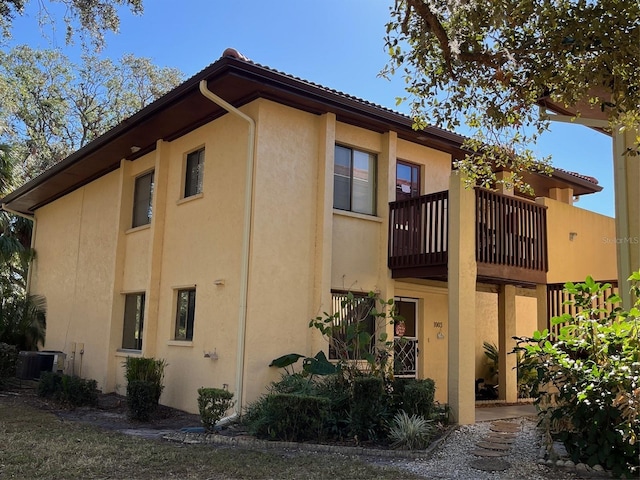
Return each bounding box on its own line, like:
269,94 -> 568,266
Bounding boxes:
547,280 -> 618,337
388,191 -> 448,277
388,188 -> 548,284
475,188 -> 548,277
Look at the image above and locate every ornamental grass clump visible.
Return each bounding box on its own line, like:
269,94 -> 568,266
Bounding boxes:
387,411 -> 433,450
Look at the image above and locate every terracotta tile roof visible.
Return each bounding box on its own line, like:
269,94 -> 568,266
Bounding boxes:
552,167 -> 599,185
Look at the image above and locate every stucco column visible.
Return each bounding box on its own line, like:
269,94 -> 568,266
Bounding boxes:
535,284 -> 548,333
613,126 -> 640,308
311,113 -> 336,355
143,139 -> 170,357
498,284 -> 518,402
379,131 -> 397,341
104,159 -> 131,392
447,171 -> 477,424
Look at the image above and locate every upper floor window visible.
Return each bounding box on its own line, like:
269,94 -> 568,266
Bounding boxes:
122,293 -> 145,350
396,160 -> 421,201
175,288 -> 196,341
333,145 -> 377,215
184,148 -> 205,198
132,171 -> 154,228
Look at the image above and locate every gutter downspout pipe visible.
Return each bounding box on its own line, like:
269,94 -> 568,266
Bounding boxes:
1,203 -> 36,293
199,79 -> 255,423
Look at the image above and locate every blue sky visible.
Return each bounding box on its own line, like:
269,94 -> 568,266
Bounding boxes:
9,0 -> 614,217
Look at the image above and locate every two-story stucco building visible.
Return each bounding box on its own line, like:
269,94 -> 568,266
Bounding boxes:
1,49 -> 617,424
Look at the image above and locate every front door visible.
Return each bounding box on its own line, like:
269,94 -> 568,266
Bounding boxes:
394,297 -> 419,378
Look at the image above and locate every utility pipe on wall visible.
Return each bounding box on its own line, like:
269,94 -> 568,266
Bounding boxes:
199,79 -> 256,421
1,203 -> 36,293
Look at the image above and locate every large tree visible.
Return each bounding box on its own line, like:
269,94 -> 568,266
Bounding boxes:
383,0 -> 640,190
0,46 -> 183,183
0,0 -> 143,50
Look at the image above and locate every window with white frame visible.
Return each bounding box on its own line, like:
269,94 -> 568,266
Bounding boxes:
122,293 -> 145,350
184,148 -> 205,198
132,171 -> 154,227
333,145 -> 377,215
175,288 -> 196,341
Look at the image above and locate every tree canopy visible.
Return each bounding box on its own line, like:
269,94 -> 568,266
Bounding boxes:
384,0 -> 640,190
0,0 -> 143,50
0,46 -> 183,184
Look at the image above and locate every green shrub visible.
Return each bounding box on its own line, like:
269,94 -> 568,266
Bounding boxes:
127,380 -> 158,421
403,379 -> 436,419
246,393 -> 329,442
314,373 -> 351,438
124,357 -> 166,402
37,371 -> 62,397
37,372 -> 98,407
387,411 -> 434,450
124,356 -> 166,421
197,387 -> 234,432
0,342 -> 17,387
516,275 -> 640,478
350,376 -> 387,441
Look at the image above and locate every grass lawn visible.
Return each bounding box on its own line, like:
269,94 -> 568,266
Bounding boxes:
0,398 -> 421,479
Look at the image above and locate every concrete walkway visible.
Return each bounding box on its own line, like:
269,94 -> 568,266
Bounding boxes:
475,403 -> 537,422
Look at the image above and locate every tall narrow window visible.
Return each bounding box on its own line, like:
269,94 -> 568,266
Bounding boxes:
396,160 -> 421,201
132,171 -> 154,227
184,148 -> 205,198
333,145 -> 377,215
329,291 -> 376,360
122,293 -> 145,350
175,288 -> 196,341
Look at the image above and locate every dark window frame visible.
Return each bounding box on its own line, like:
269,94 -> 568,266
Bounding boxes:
132,171 -> 154,228
122,292 -> 145,350
184,148 -> 205,198
175,288 -> 196,341
333,145 -> 377,216
396,160 -> 421,201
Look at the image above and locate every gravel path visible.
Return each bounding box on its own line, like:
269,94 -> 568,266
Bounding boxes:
373,419 -> 587,480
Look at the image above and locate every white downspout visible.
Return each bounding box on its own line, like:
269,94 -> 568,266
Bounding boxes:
1,203 -> 36,293
199,80 -> 255,422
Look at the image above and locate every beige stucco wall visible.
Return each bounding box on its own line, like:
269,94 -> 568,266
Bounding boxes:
473,289 -> 537,382
28,87 -> 617,418
396,139 -> 451,194
394,282 -> 449,404
542,197 -> 617,283
31,171 -> 121,389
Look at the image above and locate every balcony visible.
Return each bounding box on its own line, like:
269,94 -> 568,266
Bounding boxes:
388,188 -> 548,286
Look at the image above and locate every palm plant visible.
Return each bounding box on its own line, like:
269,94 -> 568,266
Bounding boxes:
0,293 -> 46,351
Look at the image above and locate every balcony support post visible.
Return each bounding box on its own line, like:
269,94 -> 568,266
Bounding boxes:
498,284 -> 518,402
447,171 -> 477,424
536,284 -> 548,333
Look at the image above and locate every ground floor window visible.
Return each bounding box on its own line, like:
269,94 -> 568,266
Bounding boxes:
329,291 -> 375,360
122,293 -> 145,350
175,288 -> 196,341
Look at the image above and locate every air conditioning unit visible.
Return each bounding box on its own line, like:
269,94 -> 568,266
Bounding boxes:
37,351 -> 66,375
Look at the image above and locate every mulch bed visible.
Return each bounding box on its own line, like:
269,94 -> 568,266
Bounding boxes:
0,379 -> 203,434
